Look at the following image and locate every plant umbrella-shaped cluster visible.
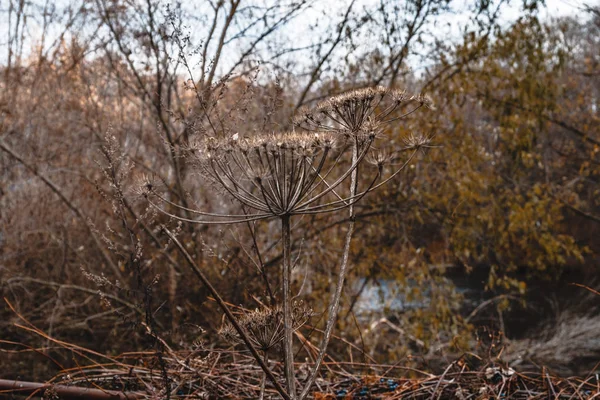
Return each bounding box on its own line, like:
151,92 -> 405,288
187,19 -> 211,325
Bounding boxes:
148,130 -> 381,222
144,87 -> 431,400
294,86 -> 431,134
218,301 -> 312,400
218,301 -> 312,352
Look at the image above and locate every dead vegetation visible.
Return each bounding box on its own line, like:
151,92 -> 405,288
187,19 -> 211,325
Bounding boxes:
1,298 -> 599,399
1,0 -> 599,398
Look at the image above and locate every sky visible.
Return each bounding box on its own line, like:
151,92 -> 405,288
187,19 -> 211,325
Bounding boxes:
505,0 -> 591,21
275,0 -> 593,80
0,0 -> 593,71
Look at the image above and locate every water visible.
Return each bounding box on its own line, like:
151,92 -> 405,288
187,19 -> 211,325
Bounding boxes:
352,278 -> 430,316
352,265 -> 599,339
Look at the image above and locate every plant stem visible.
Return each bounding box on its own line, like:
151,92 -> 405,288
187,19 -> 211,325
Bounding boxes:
298,140 -> 359,400
281,214 -> 297,399
259,352 -> 269,400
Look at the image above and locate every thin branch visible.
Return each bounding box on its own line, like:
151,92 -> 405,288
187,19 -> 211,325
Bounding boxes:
160,226 -> 290,400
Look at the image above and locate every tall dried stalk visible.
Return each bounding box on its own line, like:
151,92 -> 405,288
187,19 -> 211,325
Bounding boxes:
144,87 -> 431,399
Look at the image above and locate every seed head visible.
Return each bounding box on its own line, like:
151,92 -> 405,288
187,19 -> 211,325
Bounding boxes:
390,89 -> 408,103
133,173 -> 160,198
218,301 -> 313,352
367,150 -> 392,170
415,94 -> 434,109
292,86 -> 423,136
403,132 -> 434,150
186,130 -> 340,215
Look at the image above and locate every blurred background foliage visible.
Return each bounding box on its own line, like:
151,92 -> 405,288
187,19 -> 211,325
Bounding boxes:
0,0 -> 598,381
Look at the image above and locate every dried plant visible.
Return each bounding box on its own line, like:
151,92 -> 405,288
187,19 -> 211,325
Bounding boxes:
144,86 -> 431,400
3,1 -> 598,398
293,87 -> 431,135
218,302 -> 312,400
219,301 -> 312,352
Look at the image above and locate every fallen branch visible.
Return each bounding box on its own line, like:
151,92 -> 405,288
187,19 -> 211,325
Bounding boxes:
0,378 -> 143,399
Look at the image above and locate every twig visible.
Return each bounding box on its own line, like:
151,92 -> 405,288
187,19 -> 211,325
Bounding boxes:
160,225 -> 290,400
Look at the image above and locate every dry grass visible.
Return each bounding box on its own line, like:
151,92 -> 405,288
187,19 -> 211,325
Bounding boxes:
504,312 -> 600,376
3,346 -> 599,399
2,298 -> 599,400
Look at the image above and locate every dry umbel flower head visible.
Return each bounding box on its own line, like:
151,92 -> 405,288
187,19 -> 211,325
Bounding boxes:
218,301 -> 313,352
178,130 -> 373,217
293,86 -> 432,137
142,127 -> 380,224
402,132 -> 436,151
